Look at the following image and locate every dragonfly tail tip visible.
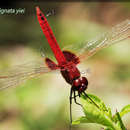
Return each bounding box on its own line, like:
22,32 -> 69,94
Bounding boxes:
36,6 -> 40,13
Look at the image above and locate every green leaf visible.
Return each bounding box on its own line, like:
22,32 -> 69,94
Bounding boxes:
119,104 -> 130,117
115,112 -> 127,130
72,93 -> 121,130
72,116 -> 91,125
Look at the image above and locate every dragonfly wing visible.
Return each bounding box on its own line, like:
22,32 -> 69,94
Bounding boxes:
78,19 -> 130,61
62,50 -> 80,65
0,59 -> 59,90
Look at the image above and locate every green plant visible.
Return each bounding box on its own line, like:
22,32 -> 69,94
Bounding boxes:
72,94 -> 130,130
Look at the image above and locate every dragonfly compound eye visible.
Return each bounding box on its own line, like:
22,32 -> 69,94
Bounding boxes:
78,77 -> 88,93
80,77 -> 88,86
72,77 -> 88,92
72,79 -> 81,91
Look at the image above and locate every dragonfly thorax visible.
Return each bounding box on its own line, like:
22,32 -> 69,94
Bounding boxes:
60,64 -> 81,85
72,77 -> 88,93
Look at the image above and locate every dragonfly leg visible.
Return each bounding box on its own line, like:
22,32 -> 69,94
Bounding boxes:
78,92 -> 81,97
83,92 -> 99,109
71,94 -> 78,99
69,88 -> 73,124
73,91 -> 82,106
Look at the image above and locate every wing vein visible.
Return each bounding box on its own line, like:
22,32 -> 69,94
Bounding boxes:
79,19 -> 130,60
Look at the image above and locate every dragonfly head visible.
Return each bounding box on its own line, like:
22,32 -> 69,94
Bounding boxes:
72,77 -> 88,93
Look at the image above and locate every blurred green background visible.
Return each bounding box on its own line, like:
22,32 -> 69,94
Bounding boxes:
0,2 -> 130,130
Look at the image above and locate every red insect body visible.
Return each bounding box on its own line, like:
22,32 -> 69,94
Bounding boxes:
36,6 -> 85,86
36,7 -> 67,66
36,7 -> 81,85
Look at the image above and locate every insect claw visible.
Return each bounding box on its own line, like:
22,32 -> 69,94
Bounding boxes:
46,9 -> 55,17
40,48 -> 45,58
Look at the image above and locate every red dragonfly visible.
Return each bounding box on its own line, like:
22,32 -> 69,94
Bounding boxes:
0,6 -> 130,123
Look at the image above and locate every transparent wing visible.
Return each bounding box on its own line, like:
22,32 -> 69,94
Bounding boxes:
0,59 -> 59,90
78,19 -> 130,61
